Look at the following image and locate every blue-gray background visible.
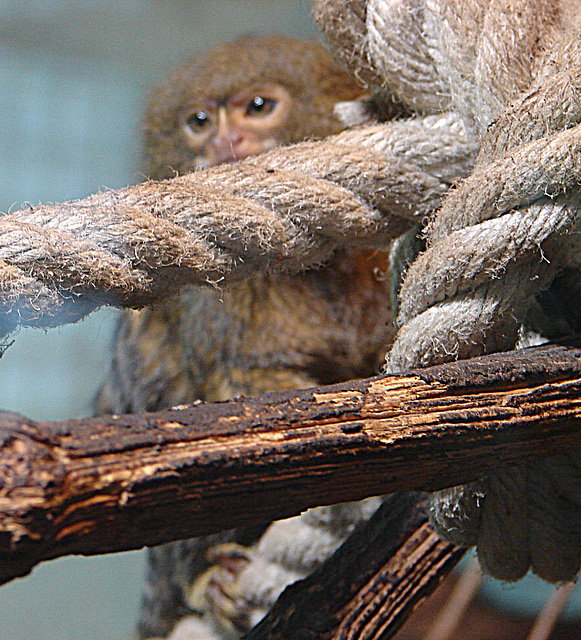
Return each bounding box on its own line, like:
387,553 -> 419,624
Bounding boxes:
0,2 -> 578,638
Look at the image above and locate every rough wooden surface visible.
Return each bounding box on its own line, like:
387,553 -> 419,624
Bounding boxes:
0,343 -> 581,584
245,493 -> 465,640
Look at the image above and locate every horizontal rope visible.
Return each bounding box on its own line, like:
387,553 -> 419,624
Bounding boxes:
0,114 -> 476,337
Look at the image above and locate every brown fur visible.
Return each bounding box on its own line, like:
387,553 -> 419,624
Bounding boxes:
97,248 -> 394,415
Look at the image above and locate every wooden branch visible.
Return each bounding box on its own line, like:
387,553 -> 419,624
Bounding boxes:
1,342 -> 581,585
245,493 -> 465,640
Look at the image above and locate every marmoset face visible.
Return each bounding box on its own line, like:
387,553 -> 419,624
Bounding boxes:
143,35 -> 364,178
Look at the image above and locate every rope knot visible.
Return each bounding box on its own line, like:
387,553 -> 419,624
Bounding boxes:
315,0 -> 581,582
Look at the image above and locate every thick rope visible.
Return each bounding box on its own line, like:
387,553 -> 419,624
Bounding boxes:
315,0 -> 561,131
315,0 -> 581,582
0,116 -> 476,337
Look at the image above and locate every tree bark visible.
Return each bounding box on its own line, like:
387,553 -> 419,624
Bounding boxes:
0,342 -> 580,585
245,493 -> 465,640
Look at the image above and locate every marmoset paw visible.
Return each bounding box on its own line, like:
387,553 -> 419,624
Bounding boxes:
186,543 -> 253,636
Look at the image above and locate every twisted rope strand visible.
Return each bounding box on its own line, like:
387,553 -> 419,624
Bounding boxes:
313,0 -> 384,88
396,196 -> 581,329
0,116 -> 475,336
428,126 -> 581,243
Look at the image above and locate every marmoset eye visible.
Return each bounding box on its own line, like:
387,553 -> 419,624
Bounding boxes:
186,110 -> 211,130
246,96 -> 277,116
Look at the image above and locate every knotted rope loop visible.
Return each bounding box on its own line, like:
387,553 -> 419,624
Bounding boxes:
388,22 -> 581,369
316,0 -> 581,582
369,7 -> 581,581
